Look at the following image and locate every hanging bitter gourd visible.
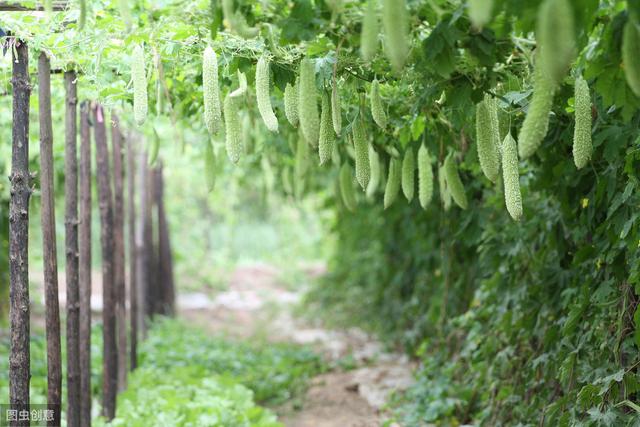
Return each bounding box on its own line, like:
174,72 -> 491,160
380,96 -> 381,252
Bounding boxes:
384,157 -> 401,209
622,18 -> 640,96
224,72 -> 246,164
438,163 -> 451,211
401,148 -> 414,202
119,0 -> 133,31
536,0 -> 575,84
370,79 -> 387,129
444,154 -> 468,209
339,163 -> 357,212
224,95 -> 242,164
203,46 -> 222,135
361,0 -> 379,61
418,144 -> 433,209
132,44 -> 148,126
518,59 -> 556,159
468,0 -> 493,29
382,0 -> 409,72
256,55 -> 279,132
501,133 -> 523,221
366,145 -> 381,198
204,139 -> 216,192
475,95 -> 500,182
284,81 -> 299,127
299,58 -> 320,146
572,75 -> 592,169
79,0 -> 87,30
353,118 -> 370,190
331,82 -> 342,136
319,92 -> 335,166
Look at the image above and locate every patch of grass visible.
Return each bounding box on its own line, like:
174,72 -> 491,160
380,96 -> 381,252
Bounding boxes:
1,317 -> 325,425
139,318 -> 326,404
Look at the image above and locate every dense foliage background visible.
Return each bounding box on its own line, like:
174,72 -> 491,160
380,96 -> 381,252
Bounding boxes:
2,0 -> 640,424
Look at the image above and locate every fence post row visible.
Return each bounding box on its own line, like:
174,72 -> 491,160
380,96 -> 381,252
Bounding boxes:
7,44 -> 176,424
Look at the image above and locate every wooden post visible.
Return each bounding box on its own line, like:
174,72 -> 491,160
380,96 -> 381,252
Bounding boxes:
64,70 -> 81,427
146,166 -> 157,317
111,114 -> 127,390
93,103 -> 117,420
9,39 -> 30,424
154,164 -> 175,315
127,136 -> 138,370
135,150 -> 149,337
38,51 -> 62,427
78,101 -> 92,427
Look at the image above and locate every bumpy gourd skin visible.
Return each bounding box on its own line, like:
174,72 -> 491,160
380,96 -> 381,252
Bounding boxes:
132,44 -> 148,126
417,144 -> 433,209
318,93 -> 335,166
401,148 -> 415,202
438,163 -> 451,211
382,0 -> 409,72
366,145 -> 381,198
284,81 -> 299,127
361,0 -> 379,61
537,0 -> 575,85
353,119 -> 370,190
299,58 -> 320,146
501,133 -> 523,221
573,76 -> 592,169
332,83 -> 342,136
444,154 -> 468,210
224,95 -> 242,164
518,62 -> 556,159
623,19 -> 640,96
475,96 -> 500,182
384,157 -> 401,209
203,46 -> 222,135
370,79 -> 387,129
256,56 -> 279,132
339,163 -> 357,212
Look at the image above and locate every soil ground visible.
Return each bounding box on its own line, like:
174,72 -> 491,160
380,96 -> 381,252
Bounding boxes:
178,262 -> 414,427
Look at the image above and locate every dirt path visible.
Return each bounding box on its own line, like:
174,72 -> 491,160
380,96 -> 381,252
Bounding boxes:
177,262 -> 414,427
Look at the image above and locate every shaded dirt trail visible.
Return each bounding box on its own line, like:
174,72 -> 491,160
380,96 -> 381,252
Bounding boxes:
177,263 -> 414,427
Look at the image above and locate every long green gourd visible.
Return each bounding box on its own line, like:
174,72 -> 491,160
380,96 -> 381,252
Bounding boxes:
132,44 -> 148,126
319,92 -> 335,166
401,148 -> 414,202
444,154 -> 468,209
622,18 -> 640,96
382,0 -> 409,72
438,162 -> 451,211
501,133 -> 523,221
340,163 -> 357,212
475,95 -> 500,182
518,58 -> 556,159
366,145 -> 381,198
537,0 -> 575,84
353,118 -> 370,189
418,144 -> 433,209
370,79 -> 387,129
331,82 -> 342,136
284,81 -> 299,127
572,76 -> 592,169
384,157 -> 401,209
299,58 -> 320,146
203,46 -> 222,135
204,140 -> 216,192
361,0 -> 379,61
256,55 -> 279,132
